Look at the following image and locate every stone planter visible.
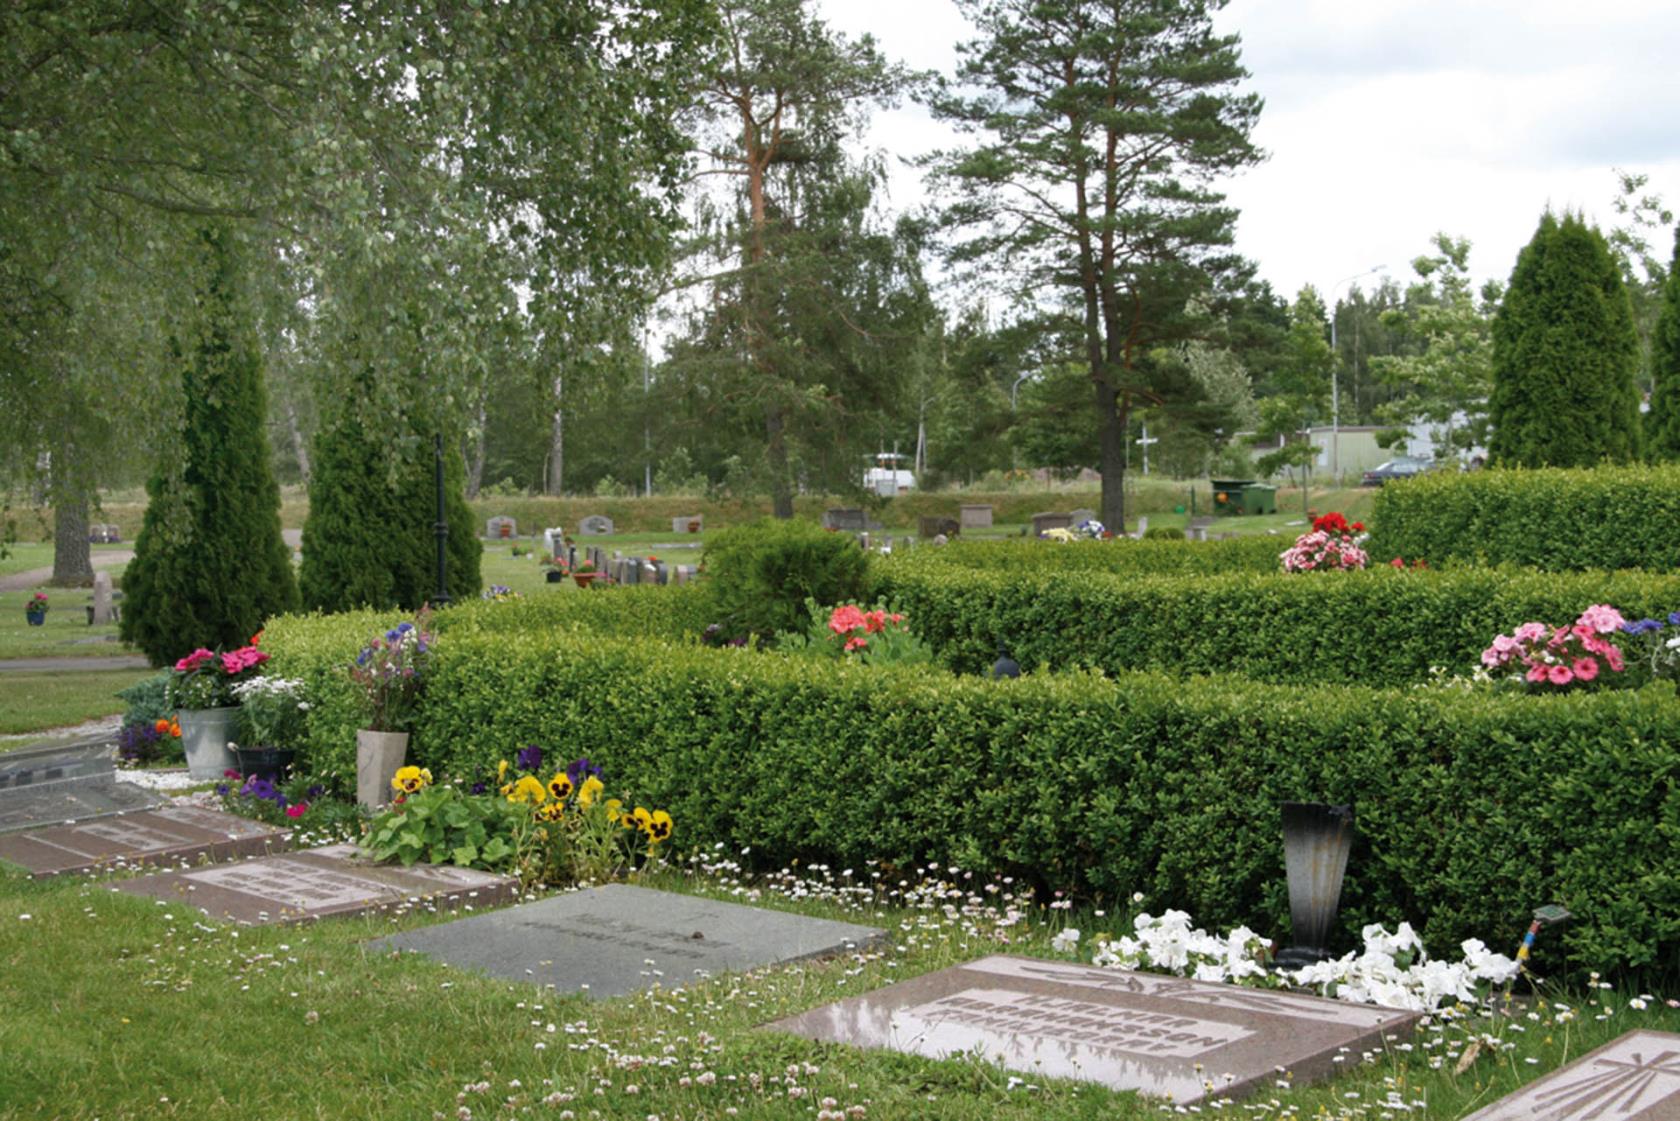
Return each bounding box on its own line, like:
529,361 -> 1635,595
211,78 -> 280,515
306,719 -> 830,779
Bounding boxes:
356,729 -> 410,810
177,706 -> 241,780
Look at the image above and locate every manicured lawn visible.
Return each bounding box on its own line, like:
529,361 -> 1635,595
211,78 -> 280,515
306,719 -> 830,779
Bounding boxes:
0,669 -> 152,737
0,855 -> 1672,1121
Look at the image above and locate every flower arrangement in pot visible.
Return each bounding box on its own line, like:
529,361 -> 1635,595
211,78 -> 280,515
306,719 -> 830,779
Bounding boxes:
542,554 -> 569,583
571,559 -> 598,589
24,592 -> 48,625
348,610 -> 433,809
229,676 -> 310,782
1280,511 -> 1369,572
169,643 -> 270,779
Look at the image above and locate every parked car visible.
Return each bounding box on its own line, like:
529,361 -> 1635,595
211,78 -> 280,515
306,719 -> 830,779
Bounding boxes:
1360,456 -> 1435,486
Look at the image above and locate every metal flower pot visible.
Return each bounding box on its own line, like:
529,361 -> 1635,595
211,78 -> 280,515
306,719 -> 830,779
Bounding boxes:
234,746 -> 296,784
177,707 -> 241,781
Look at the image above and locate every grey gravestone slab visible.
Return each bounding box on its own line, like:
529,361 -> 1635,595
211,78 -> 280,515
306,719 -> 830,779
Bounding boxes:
823,508 -> 869,532
1031,512 -> 1074,535
487,515 -> 517,539
0,736 -> 116,791
767,954 -> 1418,1106
116,843 -> 518,925
371,883 -> 884,998
0,778 -> 166,834
579,515 -> 614,535
91,571 -> 115,624
0,805 -> 286,878
672,514 -> 703,533
959,504 -> 994,529
1462,1029 -> 1680,1120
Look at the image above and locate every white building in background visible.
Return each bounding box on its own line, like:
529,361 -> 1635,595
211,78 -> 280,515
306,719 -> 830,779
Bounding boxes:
863,452 -> 916,496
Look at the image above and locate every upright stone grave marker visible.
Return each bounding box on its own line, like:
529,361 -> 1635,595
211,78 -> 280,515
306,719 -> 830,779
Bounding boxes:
1030,512 -> 1074,535
579,515 -> 615,536
960,504 -> 994,529
372,883 -> 884,999
673,515 -> 704,533
767,954 -> 1419,1106
0,805 -> 287,878
823,508 -> 868,532
918,515 -> 960,539
1461,1029 -> 1680,1120
486,515 -> 516,539
116,843 -> 518,925
91,572 -> 115,624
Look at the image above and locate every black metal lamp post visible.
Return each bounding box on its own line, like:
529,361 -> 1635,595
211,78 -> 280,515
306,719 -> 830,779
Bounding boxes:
432,433 -> 450,606
991,641 -> 1021,679
1274,801 -> 1355,969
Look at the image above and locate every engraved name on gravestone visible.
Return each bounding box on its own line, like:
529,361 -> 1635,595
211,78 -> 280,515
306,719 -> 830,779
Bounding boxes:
767,955 -> 1419,1105
1461,1030 -> 1680,1121
0,805 -> 286,878
371,883 -> 884,999
116,843 -> 517,925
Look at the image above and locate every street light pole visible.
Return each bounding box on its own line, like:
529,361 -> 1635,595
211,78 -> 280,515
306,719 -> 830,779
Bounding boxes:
1328,265 -> 1385,482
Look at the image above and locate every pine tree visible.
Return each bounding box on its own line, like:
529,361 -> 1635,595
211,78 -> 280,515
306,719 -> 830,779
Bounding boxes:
1489,212 -> 1642,467
1646,228 -> 1680,460
121,228 -> 299,665
300,382 -> 481,612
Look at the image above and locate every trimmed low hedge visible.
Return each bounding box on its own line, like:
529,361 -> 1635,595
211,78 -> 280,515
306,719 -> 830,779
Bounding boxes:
872,552 -> 1680,685
919,535 -> 1286,576
1369,466 -> 1680,570
262,611 -> 1680,983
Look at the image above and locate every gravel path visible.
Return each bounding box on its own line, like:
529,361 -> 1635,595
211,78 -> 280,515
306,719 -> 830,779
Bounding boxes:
0,656 -> 151,673
0,549 -> 136,593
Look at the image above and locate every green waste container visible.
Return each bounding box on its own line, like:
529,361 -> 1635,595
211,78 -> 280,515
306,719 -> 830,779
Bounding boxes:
1211,479 -> 1254,516
1241,483 -> 1277,515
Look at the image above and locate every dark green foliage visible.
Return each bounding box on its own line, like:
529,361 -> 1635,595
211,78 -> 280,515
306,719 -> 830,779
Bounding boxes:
263,608 -> 1680,983
1141,526 -> 1186,541
301,393 -> 481,612
120,229 -> 298,665
1369,465 -> 1680,570
1489,212 -> 1642,467
1648,228 -> 1680,460
701,518 -> 870,637
116,672 -> 174,725
872,547 -> 1680,684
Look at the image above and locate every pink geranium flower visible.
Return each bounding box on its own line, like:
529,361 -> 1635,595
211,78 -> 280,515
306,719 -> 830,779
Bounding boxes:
1572,657 -> 1599,681
1547,664 -> 1574,686
175,648 -> 215,671
1577,603 -> 1627,635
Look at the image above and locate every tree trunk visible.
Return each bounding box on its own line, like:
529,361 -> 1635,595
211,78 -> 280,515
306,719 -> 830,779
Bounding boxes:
51,491 -> 94,588
285,399 -> 311,482
466,399 -> 487,500
1096,379 -> 1128,531
766,404 -> 793,519
546,376 -> 564,496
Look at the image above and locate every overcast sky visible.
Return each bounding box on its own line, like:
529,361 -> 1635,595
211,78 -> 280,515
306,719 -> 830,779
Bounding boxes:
813,0 -> 1680,304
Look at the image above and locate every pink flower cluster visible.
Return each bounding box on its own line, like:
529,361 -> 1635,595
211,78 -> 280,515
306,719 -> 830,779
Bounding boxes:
1279,530 -> 1369,573
175,644 -> 269,675
828,604 -> 905,653
1481,604 -> 1626,687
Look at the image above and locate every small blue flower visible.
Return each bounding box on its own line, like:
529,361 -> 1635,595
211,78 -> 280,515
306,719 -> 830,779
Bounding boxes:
515,744 -> 544,772
469,782 -> 487,795
1623,618 -> 1663,635
566,757 -> 602,785
397,622 -> 415,634
307,784 -> 325,798
1669,610 -> 1680,627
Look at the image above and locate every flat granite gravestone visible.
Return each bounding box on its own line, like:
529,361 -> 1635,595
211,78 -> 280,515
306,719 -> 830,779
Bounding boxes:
1460,1029 -> 1680,1120
116,843 -> 518,925
766,954 -> 1419,1106
0,805 -> 286,878
370,883 -> 884,998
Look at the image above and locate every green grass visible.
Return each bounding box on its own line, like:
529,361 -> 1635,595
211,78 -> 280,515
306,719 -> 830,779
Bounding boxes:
0,853 -> 1672,1121
0,601 -> 131,661
0,669 -> 151,736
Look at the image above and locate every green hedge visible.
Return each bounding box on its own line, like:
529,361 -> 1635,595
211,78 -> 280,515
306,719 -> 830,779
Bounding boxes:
873,552 -> 1680,685
1369,466 -> 1680,570
919,535 -> 1286,576
262,612 -> 1680,982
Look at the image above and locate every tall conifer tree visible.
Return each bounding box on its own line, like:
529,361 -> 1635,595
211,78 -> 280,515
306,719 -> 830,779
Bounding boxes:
1489,212 -> 1642,466
121,229 -> 298,665
1646,228 -> 1680,460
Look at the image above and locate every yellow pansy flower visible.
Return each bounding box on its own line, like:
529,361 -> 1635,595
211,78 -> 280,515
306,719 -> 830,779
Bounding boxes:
631,806 -> 653,834
645,809 -> 673,845
547,773 -> 574,802
506,775 -> 547,805
391,766 -> 431,795
535,801 -> 565,823
578,776 -> 604,808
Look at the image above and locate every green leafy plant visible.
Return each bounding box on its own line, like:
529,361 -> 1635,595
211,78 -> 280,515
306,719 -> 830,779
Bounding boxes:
702,517 -> 870,639
363,780 -> 522,871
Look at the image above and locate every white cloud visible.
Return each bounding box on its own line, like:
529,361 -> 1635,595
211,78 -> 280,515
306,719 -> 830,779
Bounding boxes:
815,0 -> 1680,304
